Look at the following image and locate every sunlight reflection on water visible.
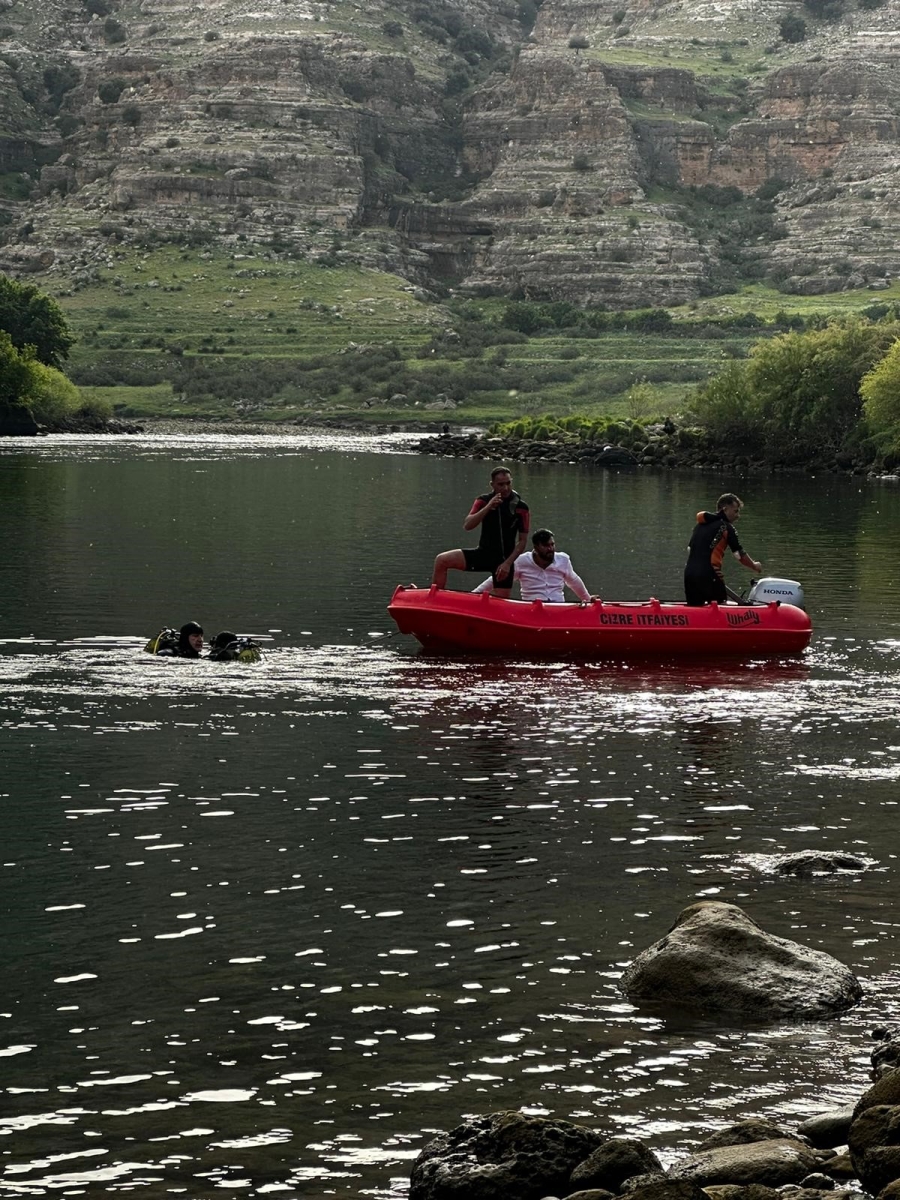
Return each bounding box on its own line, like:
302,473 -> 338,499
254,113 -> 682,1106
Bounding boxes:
2,440 -> 900,1197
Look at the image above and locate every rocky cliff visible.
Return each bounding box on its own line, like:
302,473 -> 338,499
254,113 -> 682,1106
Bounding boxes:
1,0 -> 900,304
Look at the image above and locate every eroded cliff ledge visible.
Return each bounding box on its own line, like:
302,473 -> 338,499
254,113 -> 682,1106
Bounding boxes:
1,0 -> 899,303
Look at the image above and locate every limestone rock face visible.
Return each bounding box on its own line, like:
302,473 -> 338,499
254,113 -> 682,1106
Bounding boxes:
4,0 -> 900,302
408,1110 -> 606,1200
620,902 -> 862,1021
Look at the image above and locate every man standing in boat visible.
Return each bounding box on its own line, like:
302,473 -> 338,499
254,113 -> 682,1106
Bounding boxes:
431,466 -> 529,597
472,529 -> 597,603
683,493 -> 762,606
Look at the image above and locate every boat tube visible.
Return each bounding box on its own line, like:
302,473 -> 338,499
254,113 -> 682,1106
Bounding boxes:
387,583 -> 812,658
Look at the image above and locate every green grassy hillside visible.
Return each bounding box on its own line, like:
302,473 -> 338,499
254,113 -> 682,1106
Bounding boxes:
53,245 -> 900,425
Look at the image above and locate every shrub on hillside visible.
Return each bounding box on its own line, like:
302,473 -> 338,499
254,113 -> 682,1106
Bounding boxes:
779,13 -> 807,40
98,77 -> 126,104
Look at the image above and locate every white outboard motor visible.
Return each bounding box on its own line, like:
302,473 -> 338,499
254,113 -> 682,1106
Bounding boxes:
747,576 -> 805,610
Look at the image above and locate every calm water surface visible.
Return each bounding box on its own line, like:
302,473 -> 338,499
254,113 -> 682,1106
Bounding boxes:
1,431 -> 899,1198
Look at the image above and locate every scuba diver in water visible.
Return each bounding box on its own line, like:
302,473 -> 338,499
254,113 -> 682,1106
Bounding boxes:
207,630 -> 263,663
145,623 -> 262,662
145,621 -> 204,657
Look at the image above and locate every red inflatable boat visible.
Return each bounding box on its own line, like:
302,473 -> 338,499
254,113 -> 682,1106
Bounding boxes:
387,585 -> 812,657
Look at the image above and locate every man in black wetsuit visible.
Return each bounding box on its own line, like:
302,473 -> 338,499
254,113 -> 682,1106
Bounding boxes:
683,493 -> 762,606
431,466 -> 530,598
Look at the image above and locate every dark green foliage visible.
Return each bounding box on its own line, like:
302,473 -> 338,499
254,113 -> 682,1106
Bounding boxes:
204,30 -> 220,41
0,275 -> 74,367
568,34 -> 589,49
456,27 -> 494,58
517,0 -> 539,27
779,13 -> 807,40
121,104 -> 141,126
340,76 -> 371,103
500,301 -> 675,335
43,64 -> 81,113
572,153 -> 591,171
666,183 -> 788,292
382,20 -> 403,37
98,77 -> 126,104
489,413 -> 650,446
56,113 -> 83,137
103,16 -> 126,42
755,177 -> 787,202
0,330 -> 35,411
83,0 -> 110,14
444,69 -> 470,96
0,173 -> 32,201
691,318 -> 900,457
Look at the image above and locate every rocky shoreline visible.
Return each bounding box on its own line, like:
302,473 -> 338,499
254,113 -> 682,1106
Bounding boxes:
409,900 -> 900,1200
416,428 -> 900,481
4,415 -> 900,483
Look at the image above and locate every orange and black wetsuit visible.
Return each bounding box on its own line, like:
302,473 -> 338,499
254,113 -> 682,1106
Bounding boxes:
683,509 -> 754,605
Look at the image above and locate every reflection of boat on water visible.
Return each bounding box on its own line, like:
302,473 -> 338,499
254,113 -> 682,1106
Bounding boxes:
387,585 -> 813,659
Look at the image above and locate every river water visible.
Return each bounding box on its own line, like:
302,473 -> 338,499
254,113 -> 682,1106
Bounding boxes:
1,431 -> 899,1198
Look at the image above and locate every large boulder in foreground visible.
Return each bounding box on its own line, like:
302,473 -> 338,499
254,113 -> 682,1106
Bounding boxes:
849,1101 -> 900,1194
621,902 -> 862,1021
408,1110 -> 606,1200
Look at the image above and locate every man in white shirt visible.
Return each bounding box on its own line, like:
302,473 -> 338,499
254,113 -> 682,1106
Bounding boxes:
473,529 -> 597,603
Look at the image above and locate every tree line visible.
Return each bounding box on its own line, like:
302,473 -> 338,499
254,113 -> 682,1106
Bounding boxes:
0,275 -> 109,427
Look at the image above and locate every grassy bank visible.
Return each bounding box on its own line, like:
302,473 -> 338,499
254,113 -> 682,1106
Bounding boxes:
51,244 -> 900,426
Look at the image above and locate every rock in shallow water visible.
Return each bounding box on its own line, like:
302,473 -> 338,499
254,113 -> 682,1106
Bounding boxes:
620,901 -> 862,1021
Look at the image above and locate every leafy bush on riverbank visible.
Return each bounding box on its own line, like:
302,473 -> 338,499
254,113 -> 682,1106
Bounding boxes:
0,278 -> 110,429
488,413 -> 652,448
860,341 -> 900,462
690,317 -> 900,464
0,331 -> 111,427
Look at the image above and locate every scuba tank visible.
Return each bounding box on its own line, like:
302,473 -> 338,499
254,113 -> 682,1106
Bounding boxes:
208,632 -> 263,663
144,628 -> 179,655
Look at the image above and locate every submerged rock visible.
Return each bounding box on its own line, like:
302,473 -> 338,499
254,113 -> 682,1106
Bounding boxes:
620,902 -> 862,1021
772,850 -> 872,877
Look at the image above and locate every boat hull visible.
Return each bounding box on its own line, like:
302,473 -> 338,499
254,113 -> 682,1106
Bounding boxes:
387,586 -> 812,658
